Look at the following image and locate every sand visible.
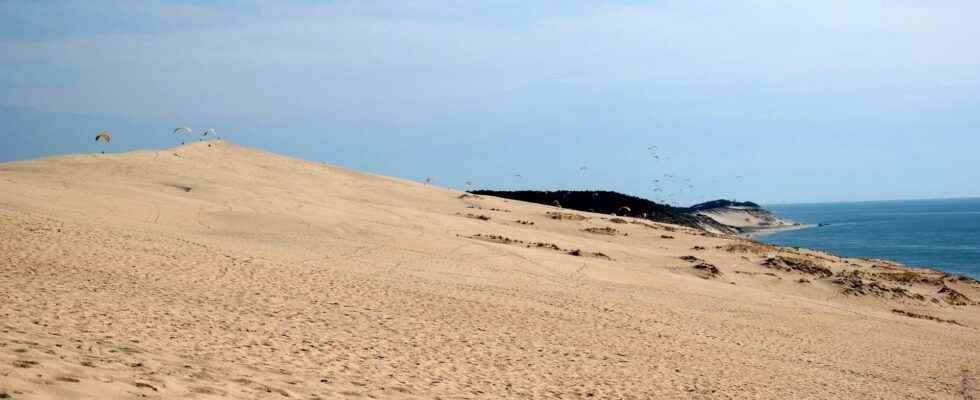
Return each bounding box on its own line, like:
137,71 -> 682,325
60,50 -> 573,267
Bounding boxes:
1,141 -> 978,399
692,206 -> 803,237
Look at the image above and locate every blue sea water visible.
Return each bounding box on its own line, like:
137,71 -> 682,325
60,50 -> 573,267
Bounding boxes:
762,198 -> 980,278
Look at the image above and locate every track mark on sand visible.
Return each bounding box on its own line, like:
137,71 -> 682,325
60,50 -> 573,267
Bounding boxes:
195,209 -> 213,230
962,369 -> 977,400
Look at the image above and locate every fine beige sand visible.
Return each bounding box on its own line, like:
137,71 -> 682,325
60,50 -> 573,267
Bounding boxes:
693,207 -> 800,236
1,141 -> 978,399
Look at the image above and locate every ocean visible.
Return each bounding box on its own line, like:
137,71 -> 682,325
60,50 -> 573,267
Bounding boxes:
762,198 -> 980,278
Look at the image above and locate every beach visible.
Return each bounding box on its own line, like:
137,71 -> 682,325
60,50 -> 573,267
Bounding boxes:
1,142 -> 978,399
743,223 -> 816,238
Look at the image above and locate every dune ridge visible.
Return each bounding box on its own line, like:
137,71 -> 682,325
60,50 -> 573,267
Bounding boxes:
1,141 -> 978,399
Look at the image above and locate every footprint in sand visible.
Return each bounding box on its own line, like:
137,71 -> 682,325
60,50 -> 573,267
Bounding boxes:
133,382 -> 158,392
190,386 -> 227,396
11,360 -> 37,369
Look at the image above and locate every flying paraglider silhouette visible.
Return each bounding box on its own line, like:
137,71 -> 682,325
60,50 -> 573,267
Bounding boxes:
648,146 -> 661,160
94,132 -> 112,154
173,127 -> 192,135
200,128 -> 215,137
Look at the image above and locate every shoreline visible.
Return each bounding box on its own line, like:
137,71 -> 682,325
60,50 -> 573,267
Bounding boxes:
741,223 -> 817,238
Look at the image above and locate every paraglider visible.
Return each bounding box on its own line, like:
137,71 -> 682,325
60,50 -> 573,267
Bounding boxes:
648,146 -> 661,159
94,132 -> 112,154
94,132 -> 112,143
200,128 -> 215,136
173,127 -> 192,135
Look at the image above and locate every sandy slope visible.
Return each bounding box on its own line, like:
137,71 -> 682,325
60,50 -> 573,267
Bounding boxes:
0,141 -> 977,399
694,206 -> 798,232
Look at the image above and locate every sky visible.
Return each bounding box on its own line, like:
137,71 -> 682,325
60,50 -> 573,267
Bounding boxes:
2,0 -> 979,205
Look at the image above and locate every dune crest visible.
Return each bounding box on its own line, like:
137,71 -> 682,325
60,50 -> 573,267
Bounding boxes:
1,142 -> 978,399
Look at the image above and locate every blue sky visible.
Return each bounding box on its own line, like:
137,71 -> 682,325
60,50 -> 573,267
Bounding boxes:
2,1 -> 979,204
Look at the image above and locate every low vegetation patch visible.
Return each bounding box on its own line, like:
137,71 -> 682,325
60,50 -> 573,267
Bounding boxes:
874,270 -> 944,286
832,270 -> 926,300
458,213 -> 491,221
954,274 -> 980,285
938,285 -> 976,306
568,249 -> 612,260
723,242 -> 776,255
693,262 -> 723,278
891,309 -> 963,326
547,211 -> 589,221
584,226 -> 620,236
762,255 -> 832,277
466,234 -> 612,260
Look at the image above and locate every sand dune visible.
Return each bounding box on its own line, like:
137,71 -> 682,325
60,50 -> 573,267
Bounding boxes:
1,142 -> 978,399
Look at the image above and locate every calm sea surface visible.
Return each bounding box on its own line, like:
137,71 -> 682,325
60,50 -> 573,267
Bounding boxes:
762,198 -> 980,278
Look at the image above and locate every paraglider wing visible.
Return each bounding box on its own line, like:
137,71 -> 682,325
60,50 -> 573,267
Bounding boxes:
94,132 -> 112,143
173,127 -> 192,135
201,128 -> 215,136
